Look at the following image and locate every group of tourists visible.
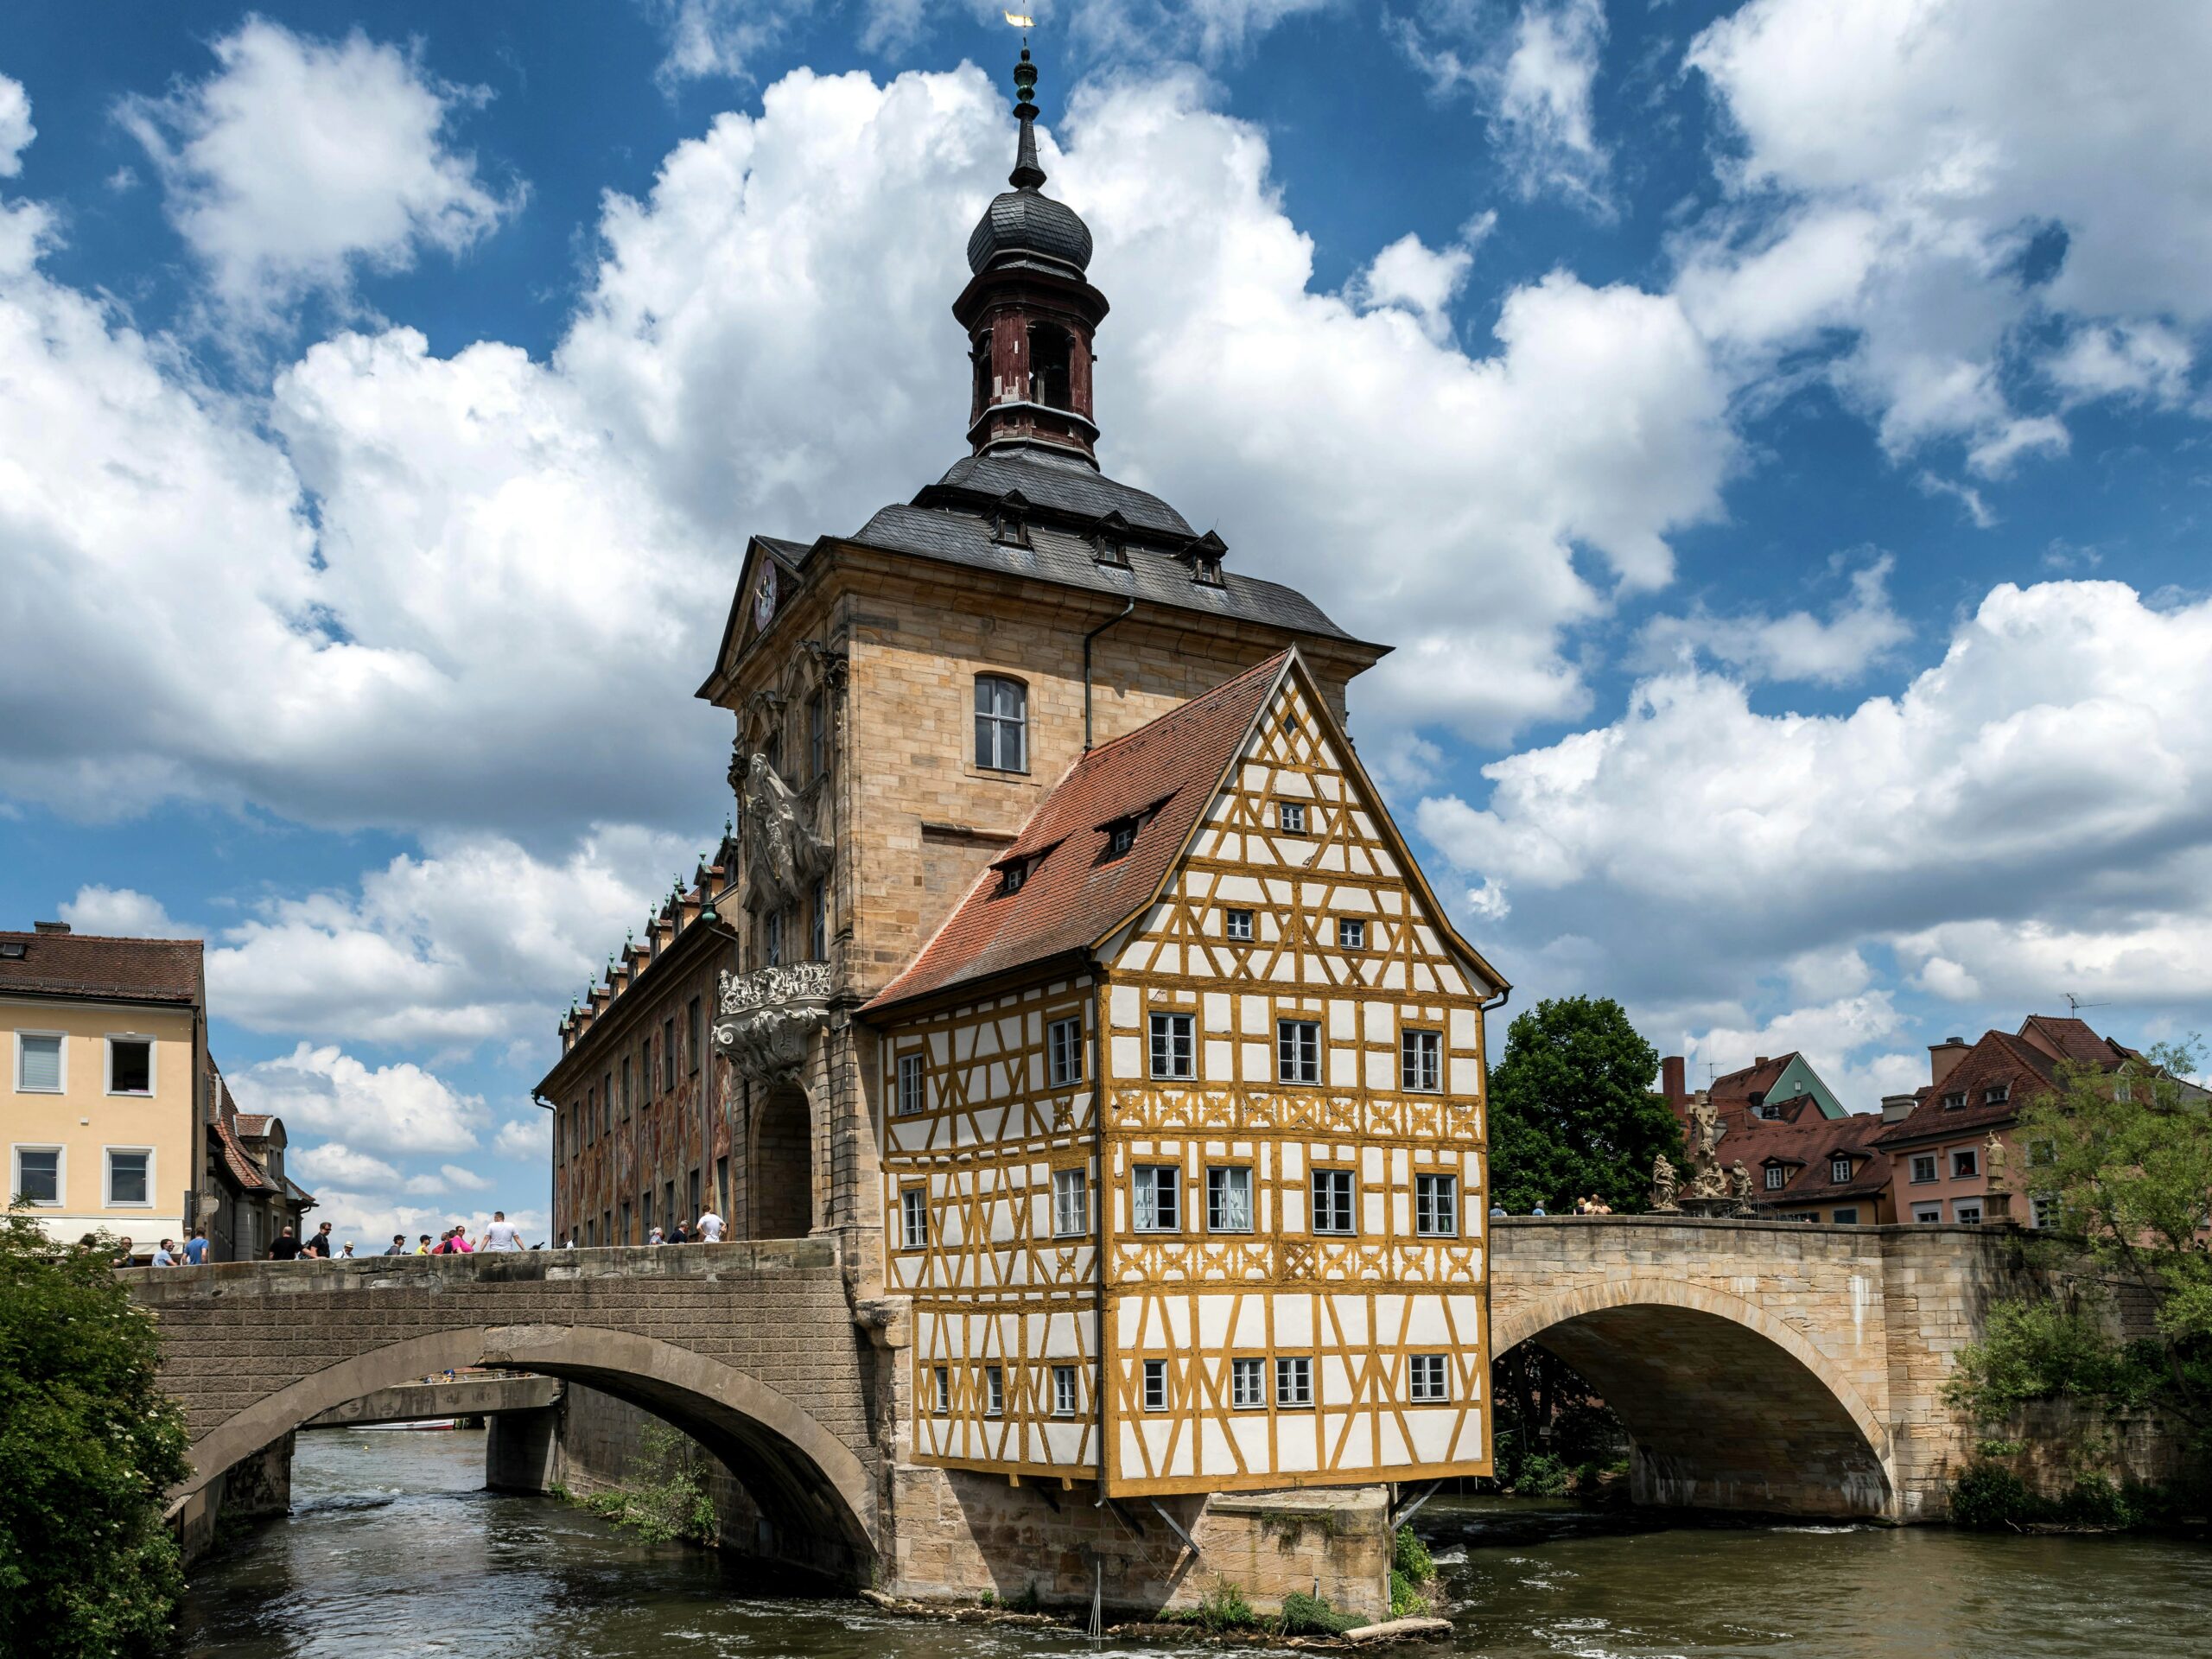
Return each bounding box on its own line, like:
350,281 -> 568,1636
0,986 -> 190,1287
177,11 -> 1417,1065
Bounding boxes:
551,1208 -> 723,1249
111,1205 -> 740,1263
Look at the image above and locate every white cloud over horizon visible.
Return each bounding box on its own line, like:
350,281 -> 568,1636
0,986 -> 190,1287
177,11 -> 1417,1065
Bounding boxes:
227,1042 -> 491,1154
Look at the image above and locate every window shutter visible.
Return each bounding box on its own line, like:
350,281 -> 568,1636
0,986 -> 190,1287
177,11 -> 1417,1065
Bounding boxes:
20,1035 -> 60,1091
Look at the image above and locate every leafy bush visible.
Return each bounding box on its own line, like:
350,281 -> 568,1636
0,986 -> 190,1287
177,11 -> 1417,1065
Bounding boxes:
2056,1475 -> 2139,1528
0,1211 -> 192,1659
1278,1591 -> 1360,1636
1948,1462 -> 2035,1529
1185,1580 -> 1257,1631
1392,1522 -> 1433,1582
1512,1452 -> 1573,1497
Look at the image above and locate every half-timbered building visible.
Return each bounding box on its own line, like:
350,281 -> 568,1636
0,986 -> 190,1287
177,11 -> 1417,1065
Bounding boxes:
543,43 -> 1507,1615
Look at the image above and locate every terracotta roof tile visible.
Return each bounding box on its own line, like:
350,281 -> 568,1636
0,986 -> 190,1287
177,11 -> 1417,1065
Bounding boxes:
0,931 -> 203,1006
1872,1022 -> 2119,1147
214,1120 -> 274,1192
1732,1112 -> 1894,1205
864,653 -> 1289,1013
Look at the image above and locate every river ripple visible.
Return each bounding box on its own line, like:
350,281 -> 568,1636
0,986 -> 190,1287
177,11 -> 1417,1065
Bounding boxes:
172,1433 -> 2212,1659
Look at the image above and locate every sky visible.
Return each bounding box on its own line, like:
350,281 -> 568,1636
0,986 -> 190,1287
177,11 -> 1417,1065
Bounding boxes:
2,0 -> 2209,1246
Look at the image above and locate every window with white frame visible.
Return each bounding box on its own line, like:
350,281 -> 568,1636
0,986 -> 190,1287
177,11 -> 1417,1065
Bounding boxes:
1224,907 -> 1254,942
1402,1029 -> 1441,1093
1278,801 -> 1306,834
1278,1019 -> 1320,1084
984,1366 -> 1005,1417
1337,917 -> 1366,950
1911,1203 -> 1942,1224
1409,1353 -> 1448,1403
1207,1166 -> 1253,1232
896,1052 -> 926,1116
106,1148 -> 151,1207
1149,1013 -> 1195,1079
1910,1153 -> 1938,1183
900,1186 -> 929,1249
1954,1200 -> 1983,1224
1832,1206 -> 1860,1225
1231,1357 -> 1265,1409
106,1037 -> 153,1096
1274,1356 -> 1313,1408
1132,1165 -> 1180,1231
11,1147 -> 60,1206
1142,1359 -> 1169,1411
1414,1172 -> 1457,1236
1048,1017 -> 1083,1087
1052,1166 -> 1088,1237
1052,1364 -> 1078,1418
1830,1154 -> 1853,1184
1984,1083 -> 2009,1104
1104,820 -> 1137,860
1951,1147 -> 1979,1179
975,676 -> 1028,772
1764,1164 -> 1787,1191
933,1366 -> 950,1414
16,1033 -> 61,1094
1311,1168 -> 1355,1234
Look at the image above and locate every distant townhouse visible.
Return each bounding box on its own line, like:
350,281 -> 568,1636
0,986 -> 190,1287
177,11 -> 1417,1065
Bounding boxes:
1,921 -> 309,1259
1656,1048 -> 1885,1224
1874,1014 -> 2202,1228
1656,1049 -> 1849,1141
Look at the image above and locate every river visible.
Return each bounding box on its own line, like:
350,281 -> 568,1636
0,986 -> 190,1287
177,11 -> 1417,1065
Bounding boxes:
172,1432 -> 2212,1659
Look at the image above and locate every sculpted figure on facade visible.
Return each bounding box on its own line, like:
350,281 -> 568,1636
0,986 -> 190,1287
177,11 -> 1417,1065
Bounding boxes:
711,960 -> 834,1084
1983,1128 -> 2009,1194
1684,1092 -> 1727,1199
734,750 -> 831,915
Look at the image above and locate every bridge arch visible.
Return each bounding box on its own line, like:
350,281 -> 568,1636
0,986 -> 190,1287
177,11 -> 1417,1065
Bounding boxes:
1493,1274 -> 1897,1521
176,1325 -> 876,1577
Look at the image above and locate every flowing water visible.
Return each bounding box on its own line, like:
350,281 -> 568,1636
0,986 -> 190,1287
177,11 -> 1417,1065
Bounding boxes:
173,1433 -> 2212,1659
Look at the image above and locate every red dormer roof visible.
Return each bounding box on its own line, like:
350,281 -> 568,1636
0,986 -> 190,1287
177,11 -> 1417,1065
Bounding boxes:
864,652 -> 1291,1014
1747,1112 -> 1893,1205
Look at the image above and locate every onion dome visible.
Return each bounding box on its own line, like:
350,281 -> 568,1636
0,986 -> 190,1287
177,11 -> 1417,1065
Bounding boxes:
965,48 -> 1092,278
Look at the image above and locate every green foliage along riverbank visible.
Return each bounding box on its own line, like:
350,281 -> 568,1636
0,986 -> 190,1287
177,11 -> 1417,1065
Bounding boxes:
0,1208 -> 191,1658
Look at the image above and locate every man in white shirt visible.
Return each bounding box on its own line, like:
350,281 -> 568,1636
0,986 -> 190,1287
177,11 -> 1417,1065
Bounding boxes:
478,1211 -> 525,1252
696,1210 -> 724,1243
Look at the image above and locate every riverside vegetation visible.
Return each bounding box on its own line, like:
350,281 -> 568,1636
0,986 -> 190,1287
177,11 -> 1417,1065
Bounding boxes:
0,1206 -> 191,1657
1943,1039 -> 2212,1528
551,1419 -> 718,1544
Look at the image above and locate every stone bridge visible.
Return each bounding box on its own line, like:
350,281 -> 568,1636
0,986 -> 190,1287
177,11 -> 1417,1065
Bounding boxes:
133,1217 -> 2024,1591
1491,1217 -> 2031,1523
130,1238 -> 886,1580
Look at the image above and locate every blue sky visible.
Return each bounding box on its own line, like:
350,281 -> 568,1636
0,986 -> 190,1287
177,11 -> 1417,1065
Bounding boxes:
2,1 -> 2208,1243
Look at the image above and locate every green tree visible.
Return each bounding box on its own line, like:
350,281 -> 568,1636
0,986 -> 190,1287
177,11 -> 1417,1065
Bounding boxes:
1952,1039 -> 2212,1446
0,1208 -> 191,1656
1486,995 -> 1682,1214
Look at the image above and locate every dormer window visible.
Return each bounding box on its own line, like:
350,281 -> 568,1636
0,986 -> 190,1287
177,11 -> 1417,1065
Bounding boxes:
1090,512 -> 1130,569
1983,1083 -> 2009,1104
1106,823 -> 1136,858
1830,1154 -> 1853,1184
1942,1090 -> 1967,1109
1764,1165 -> 1787,1191
1183,530 -> 1228,588
990,491 -> 1032,548
998,859 -> 1030,896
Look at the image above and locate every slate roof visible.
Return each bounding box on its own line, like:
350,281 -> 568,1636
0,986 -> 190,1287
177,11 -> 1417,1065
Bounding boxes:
863,652 -> 1290,1013
924,451 -> 1192,539
849,505 -> 1356,641
0,931 -> 203,1006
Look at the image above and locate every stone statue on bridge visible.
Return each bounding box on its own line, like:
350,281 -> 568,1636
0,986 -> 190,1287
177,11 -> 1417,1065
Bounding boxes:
1649,1153 -> 1680,1212
1728,1160 -> 1754,1217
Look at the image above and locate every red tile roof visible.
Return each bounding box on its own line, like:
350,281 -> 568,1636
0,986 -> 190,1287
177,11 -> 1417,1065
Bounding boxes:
864,652 -> 1292,1013
1875,1016 -> 2130,1147
1737,1111 -> 1894,1206
0,930 -> 203,1006
214,1118 -> 275,1192
232,1114 -> 272,1139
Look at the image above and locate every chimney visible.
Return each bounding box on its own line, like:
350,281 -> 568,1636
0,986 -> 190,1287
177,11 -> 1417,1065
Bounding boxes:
1661,1056 -> 1686,1103
1754,1056 -> 1770,1068
1929,1037 -> 1970,1087
32,919 -> 69,934
1881,1093 -> 1918,1122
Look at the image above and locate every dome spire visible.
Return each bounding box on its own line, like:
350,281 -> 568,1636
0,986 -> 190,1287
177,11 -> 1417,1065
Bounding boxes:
1010,46 -> 1046,190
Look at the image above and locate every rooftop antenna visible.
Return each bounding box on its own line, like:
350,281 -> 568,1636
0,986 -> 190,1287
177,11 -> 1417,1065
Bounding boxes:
2064,993 -> 2112,1015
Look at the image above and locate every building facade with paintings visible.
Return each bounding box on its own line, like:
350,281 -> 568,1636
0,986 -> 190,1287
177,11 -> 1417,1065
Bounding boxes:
543,48 -> 1503,1616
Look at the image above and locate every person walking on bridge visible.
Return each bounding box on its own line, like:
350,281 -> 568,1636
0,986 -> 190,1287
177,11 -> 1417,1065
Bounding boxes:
183,1228 -> 208,1265
269,1226 -> 302,1261
303,1221 -> 335,1259
696,1207 -> 723,1243
385,1234 -> 407,1255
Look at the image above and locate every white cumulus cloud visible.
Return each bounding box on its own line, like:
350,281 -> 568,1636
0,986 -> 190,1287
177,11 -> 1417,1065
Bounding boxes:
1634,555 -> 1909,686
227,1042 -> 491,1154
119,18 -> 519,316
56,885 -> 200,939
0,73 -> 33,176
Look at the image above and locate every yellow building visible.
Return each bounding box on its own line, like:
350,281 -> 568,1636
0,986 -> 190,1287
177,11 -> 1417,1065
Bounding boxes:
3,923 -> 207,1254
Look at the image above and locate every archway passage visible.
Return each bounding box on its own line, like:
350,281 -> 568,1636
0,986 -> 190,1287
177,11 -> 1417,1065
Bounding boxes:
174,1326 -> 876,1583
751,1084 -> 813,1240
1497,1294 -> 1894,1520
